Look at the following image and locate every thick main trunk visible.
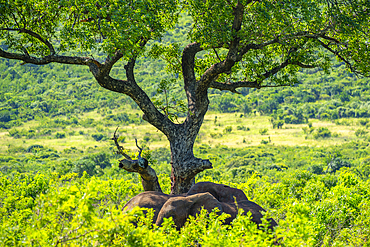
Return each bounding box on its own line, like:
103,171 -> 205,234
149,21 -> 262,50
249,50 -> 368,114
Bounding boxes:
169,131 -> 212,194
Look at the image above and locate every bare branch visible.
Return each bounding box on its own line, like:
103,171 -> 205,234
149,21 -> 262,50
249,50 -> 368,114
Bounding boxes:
236,29 -> 336,59
213,48 -> 222,62
290,61 -> 317,69
119,158 -> 162,192
112,130 -> 162,193
135,138 -> 143,159
210,80 -> 292,93
210,80 -> 260,91
237,38 -> 280,59
111,127 -> 131,160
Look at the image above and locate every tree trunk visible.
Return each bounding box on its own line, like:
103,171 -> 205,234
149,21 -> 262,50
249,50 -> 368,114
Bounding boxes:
168,127 -> 212,194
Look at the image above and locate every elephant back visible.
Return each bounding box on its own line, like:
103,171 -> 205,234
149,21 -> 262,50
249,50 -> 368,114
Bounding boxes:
123,191 -> 175,222
187,182 -> 248,203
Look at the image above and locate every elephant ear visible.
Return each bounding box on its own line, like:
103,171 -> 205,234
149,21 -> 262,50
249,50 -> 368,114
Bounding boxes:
187,192 -> 223,217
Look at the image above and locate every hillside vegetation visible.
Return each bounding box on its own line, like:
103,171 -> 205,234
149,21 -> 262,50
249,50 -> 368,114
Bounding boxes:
1,14 -> 370,247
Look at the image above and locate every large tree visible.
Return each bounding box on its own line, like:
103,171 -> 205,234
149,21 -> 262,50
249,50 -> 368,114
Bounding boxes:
1,0 -> 369,194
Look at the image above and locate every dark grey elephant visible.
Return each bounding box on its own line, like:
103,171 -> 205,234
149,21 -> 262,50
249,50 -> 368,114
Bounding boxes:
123,191 -> 177,223
155,192 -> 223,230
187,182 -> 249,203
123,182 -> 277,230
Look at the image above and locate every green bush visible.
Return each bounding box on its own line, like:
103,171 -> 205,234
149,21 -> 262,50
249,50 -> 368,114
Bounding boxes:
326,157 -> 351,173
308,164 -> 324,175
91,133 -> 104,141
223,126 -> 232,133
236,125 -> 246,131
355,128 -> 367,137
0,110 -> 12,122
259,128 -> 268,135
55,132 -> 66,139
313,127 -> 331,139
358,119 -> 369,126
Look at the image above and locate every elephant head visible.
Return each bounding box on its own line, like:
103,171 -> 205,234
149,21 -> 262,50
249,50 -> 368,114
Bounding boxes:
155,192 -> 223,230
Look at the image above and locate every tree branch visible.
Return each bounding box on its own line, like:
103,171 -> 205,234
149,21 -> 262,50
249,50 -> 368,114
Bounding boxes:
210,56 -> 317,93
181,42 -> 203,85
236,28 -> 336,59
0,47 -> 96,66
101,50 -> 124,75
0,28 -> 56,55
237,38 -> 280,60
100,38 -> 148,76
316,38 -> 363,75
112,129 -> 162,192
197,3 -> 245,93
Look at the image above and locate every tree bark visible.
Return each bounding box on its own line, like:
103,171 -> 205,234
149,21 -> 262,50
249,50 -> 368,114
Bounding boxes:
168,124 -> 213,194
119,158 -> 162,193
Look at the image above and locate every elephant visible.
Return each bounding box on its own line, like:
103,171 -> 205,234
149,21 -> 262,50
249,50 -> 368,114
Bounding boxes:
123,182 -> 277,230
155,192 -> 223,230
122,191 -> 179,223
155,193 -> 277,230
187,182 -> 249,203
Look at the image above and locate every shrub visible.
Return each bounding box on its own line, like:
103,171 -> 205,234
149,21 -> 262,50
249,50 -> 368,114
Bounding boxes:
313,127 -> 331,139
259,128 -> 268,135
226,157 -> 259,168
223,126 -> 232,133
302,126 -> 315,135
326,157 -> 351,173
8,129 -> 21,138
261,139 -> 269,144
41,129 -> 52,135
236,125 -> 246,131
7,145 -> 26,153
308,164 -> 324,175
355,128 -> 367,137
55,132 -> 66,139
320,112 -> 330,119
26,145 -> 44,153
0,110 -> 12,122
91,133 -> 104,141
358,119 -> 369,126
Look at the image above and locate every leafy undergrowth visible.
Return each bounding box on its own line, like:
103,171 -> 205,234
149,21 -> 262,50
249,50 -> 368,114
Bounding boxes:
1,169 -> 369,246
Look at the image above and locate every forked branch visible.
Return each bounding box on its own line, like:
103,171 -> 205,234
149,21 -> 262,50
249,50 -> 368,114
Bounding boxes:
112,127 -> 162,192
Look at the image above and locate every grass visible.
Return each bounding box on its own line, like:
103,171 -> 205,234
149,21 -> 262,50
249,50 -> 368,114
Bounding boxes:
0,110 -> 367,155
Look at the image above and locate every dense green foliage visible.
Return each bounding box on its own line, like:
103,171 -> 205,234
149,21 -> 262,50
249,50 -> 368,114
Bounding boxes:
1,0 -> 370,245
1,162 -> 370,246
2,133 -> 370,245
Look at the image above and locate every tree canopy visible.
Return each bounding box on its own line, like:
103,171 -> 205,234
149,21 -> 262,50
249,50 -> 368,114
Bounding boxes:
1,0 -> 370,194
